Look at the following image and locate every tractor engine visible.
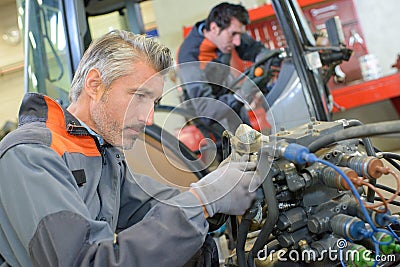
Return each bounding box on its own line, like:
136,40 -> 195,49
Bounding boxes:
223,119 -> 400,267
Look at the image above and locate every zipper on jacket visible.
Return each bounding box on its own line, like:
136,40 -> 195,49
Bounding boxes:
100,146 -> 107,165
66,122 -> 107,164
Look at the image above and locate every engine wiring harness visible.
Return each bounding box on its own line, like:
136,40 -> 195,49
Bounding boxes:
223,119 -> 400,267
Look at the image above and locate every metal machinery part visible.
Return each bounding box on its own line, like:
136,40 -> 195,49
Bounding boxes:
223,119 -> 400,267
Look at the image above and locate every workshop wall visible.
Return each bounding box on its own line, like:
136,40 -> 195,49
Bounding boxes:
353,0 -> 400,76
0,0 -> 24,127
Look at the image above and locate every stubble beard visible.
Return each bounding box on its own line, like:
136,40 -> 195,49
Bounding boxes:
91,97 -> 123,148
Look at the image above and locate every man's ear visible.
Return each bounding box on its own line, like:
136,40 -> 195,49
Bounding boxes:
209,21 -> 220,34
85,68 -> 104,101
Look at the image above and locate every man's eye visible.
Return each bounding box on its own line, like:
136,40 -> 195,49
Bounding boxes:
134,93 -> 146,99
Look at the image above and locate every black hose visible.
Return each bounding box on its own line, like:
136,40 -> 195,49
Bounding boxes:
374,147 -> 400,172
374,149 -> 400,204
237,191 -> 265,267
346,119 -> 375,156
308,120 -> 400,153
384,157 -> 400,173
374,197 -> 400,207
265,242 -> 282,256
375,184 -> 398,195
236,219 -> 251,267
202,235 -> 218,267
381,152 -> 400,162
228,216 -> 238,250
204,251 -> 212,267
246,149 -> 279,267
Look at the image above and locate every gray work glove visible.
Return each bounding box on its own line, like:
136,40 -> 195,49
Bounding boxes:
190,161 -> 262,217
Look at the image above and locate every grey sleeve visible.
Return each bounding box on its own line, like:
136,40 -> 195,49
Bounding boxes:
117,166 -> 208,232
0,144 -> 208,267
179,62 -> 242,123
117,166 -> 182,228
235,33 -> 267,61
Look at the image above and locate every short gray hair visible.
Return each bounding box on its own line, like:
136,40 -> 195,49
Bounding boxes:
69,30 -> 173,102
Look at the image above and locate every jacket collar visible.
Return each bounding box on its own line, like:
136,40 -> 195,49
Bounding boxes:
19,93 -> 91,137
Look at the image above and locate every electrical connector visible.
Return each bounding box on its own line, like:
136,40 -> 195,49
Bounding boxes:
282,143 -> 318,164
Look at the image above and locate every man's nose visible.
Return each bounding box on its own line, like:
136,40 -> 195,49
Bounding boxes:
144,107 -> 154,126
232,34 -> 241,46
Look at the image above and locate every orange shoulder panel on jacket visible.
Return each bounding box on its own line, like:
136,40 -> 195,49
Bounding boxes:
44,96 -> 101,157
198,38 -> 218,69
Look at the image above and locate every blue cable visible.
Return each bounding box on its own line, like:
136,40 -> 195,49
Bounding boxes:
281,143 -> 400,267
297,150 -> 378,232
311,156 -> 379,267
383,214 -> 399,225
374,228 -> 395,245
338,246 -> 346,267
392,217 -> 400,225
373,236 -> 380,267
387,225 -> 400,242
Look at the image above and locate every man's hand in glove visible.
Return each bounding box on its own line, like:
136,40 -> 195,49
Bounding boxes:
189,161 -> 262,218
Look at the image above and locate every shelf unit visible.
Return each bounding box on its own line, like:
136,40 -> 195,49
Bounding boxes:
249,0 -> 400,114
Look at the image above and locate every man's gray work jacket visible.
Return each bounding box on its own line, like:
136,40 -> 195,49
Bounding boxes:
0,93 -> 208,267
177,20 -> 268,128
